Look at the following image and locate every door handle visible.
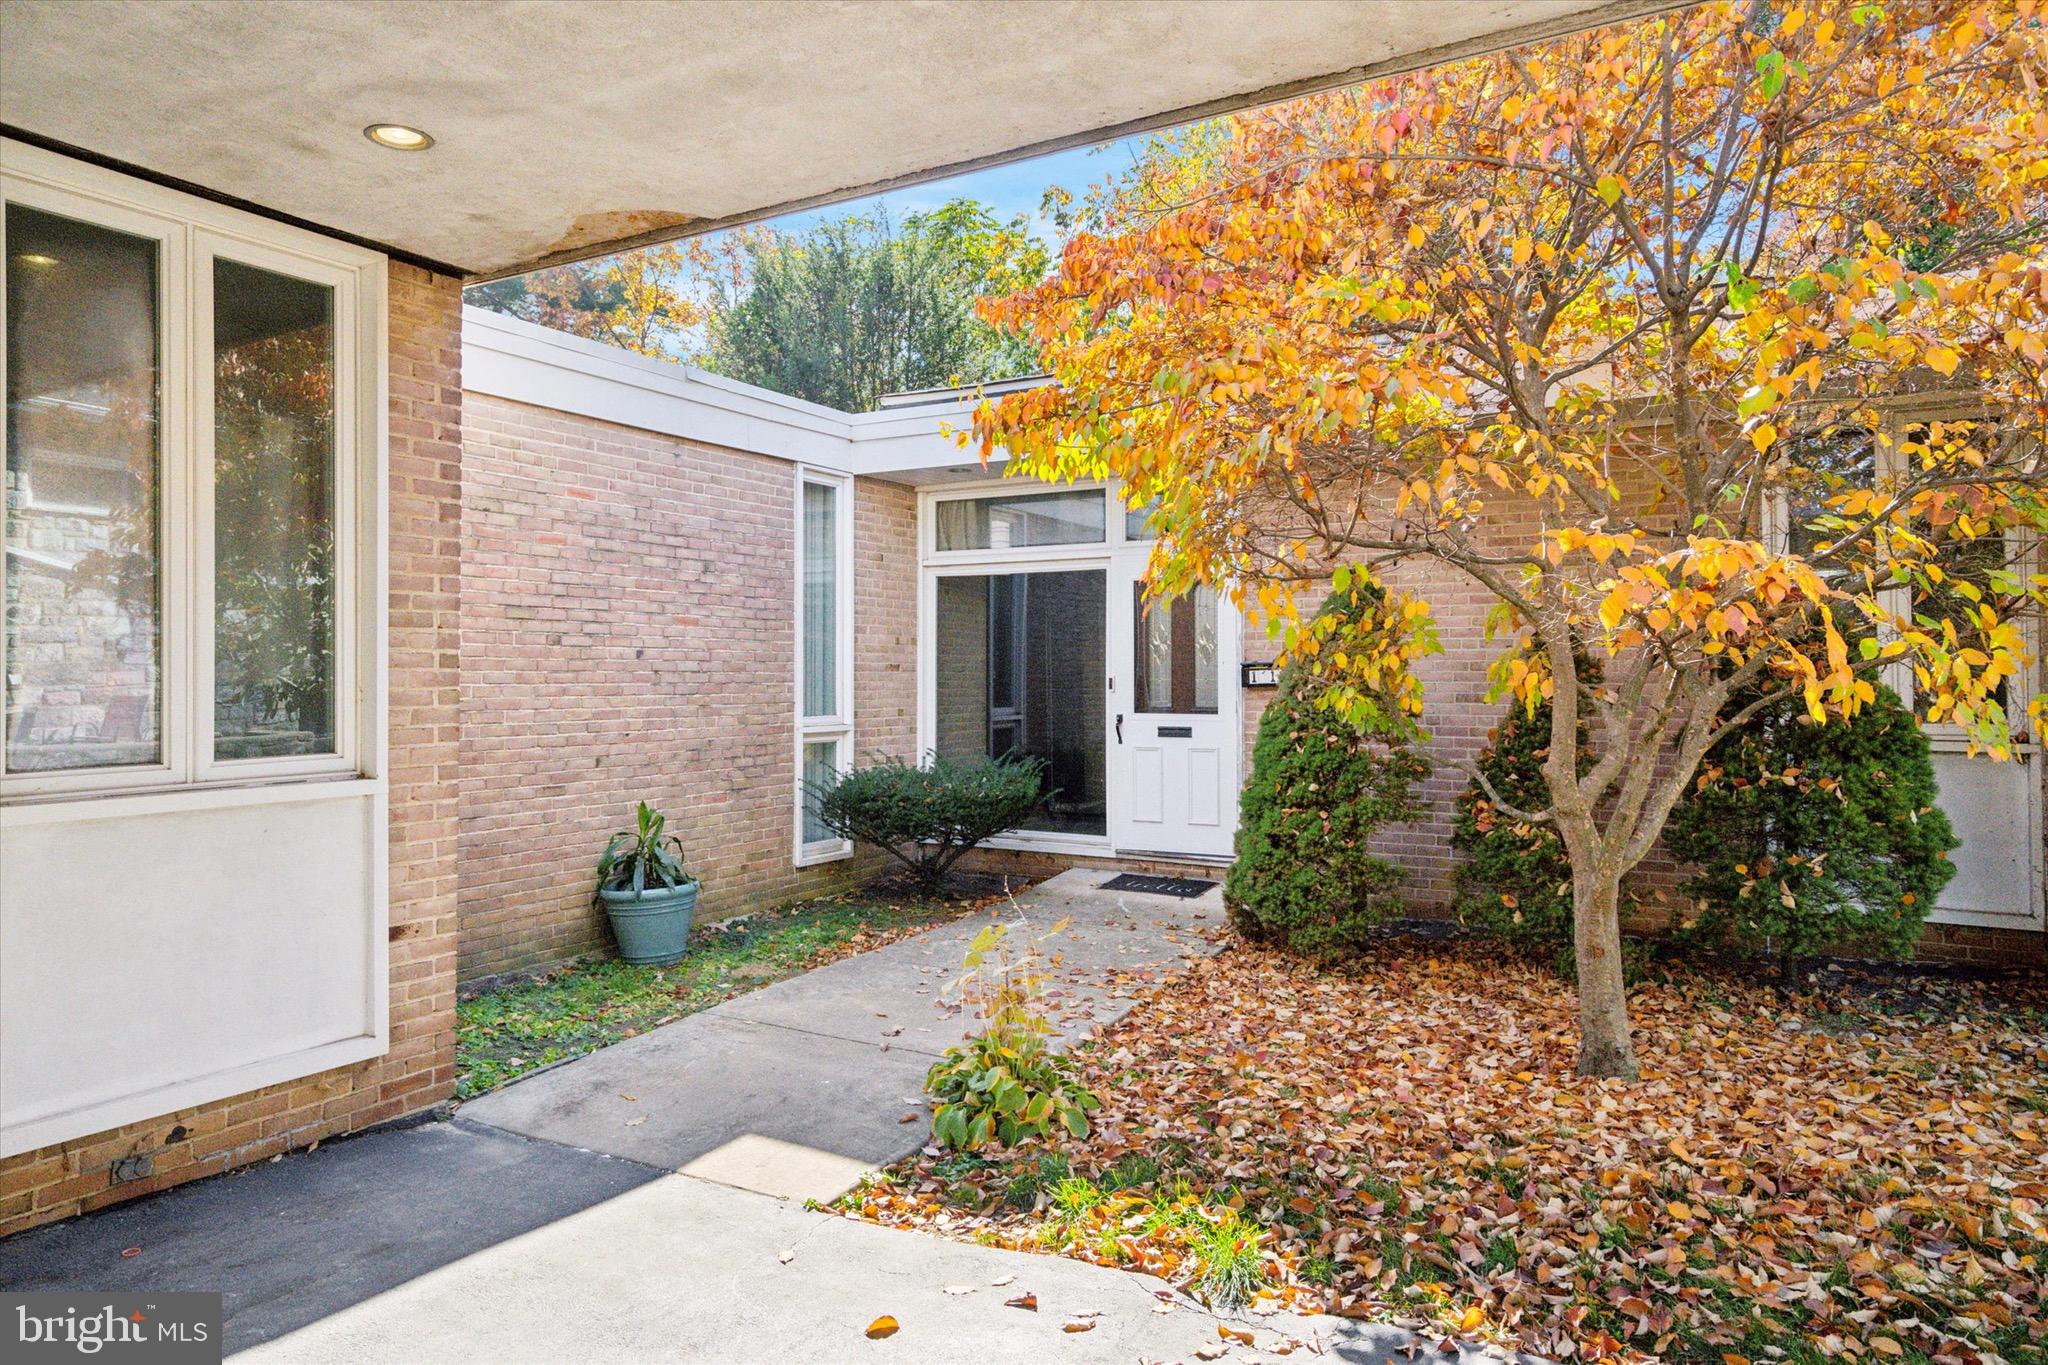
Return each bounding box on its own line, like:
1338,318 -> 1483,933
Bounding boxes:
1115,713 -> 1124,744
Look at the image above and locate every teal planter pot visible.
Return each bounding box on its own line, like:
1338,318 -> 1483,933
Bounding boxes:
600,882 -> 698,966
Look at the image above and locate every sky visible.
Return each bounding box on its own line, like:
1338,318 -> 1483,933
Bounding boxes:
701,133 -> 1152,254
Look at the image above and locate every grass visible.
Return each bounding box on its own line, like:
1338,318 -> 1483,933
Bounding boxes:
456,890 -> 974,1098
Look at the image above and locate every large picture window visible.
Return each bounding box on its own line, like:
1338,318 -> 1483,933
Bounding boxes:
2,153 -> 380,798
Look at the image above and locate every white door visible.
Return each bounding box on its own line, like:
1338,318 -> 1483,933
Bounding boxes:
1108,560 -> 1238,859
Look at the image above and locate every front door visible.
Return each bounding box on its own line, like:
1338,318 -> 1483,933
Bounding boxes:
1108,561 -> 1238,859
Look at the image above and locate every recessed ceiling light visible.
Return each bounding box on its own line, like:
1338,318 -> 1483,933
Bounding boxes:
364,123 -> 434,151
15,252 -> 59,267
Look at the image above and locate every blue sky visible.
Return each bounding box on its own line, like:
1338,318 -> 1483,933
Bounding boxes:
710,134 -> 1152,251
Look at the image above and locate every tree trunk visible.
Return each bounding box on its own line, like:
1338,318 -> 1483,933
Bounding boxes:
1572,868 -> 1640,1079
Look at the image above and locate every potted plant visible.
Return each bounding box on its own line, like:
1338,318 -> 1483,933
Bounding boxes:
595,802 -> 698,966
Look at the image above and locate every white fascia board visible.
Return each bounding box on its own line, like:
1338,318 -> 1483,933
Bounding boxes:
462,308 -> 861,470
461,307 -> 1026,481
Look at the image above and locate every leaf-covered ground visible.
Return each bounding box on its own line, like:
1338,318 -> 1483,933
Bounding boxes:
843,941 -> 2048,1365
455,890 -> 981,1098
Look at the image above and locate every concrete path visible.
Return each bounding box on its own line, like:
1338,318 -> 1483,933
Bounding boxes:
236,1166 -> 1462,1365
458,868 -> 1225,1202
2,869 -> 1513,1363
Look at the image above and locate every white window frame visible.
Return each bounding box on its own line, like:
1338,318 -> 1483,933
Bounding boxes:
1764,410 -> 2040,745
1,138 -> 386,804
917,478 -> 1130,858
1766,408 -> 2043,930
794,466 -> 854,865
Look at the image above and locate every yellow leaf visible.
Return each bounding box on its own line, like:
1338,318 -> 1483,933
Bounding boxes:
865,1315 -> 900,1339
1512,236 -> 1534,267
1925,344 -> 1960,376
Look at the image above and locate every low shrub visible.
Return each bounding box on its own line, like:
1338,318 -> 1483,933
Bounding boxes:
1668,681 -> 1957,971
809,753 -> 1042,897
925,922 -> 1100,1151
1224,592 -> 1430,959
1451,700 -> 1576,954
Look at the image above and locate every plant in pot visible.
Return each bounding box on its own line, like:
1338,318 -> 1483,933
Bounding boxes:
595,802 -> 698,966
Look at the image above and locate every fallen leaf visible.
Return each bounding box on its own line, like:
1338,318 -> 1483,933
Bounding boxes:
940,1285 -> 975,1296
865,1315 -> 899,1339
1062,1321 -> 1095,1333
778,1248 -> 795,1265
120,1247 -> 142,1258
988,1275 -> 1015,1288
1004,1293 -> 1038,1311
1220,1324 -> 1256,1345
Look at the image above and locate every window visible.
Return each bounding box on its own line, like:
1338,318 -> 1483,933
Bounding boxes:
795,470 -> 852,862
934,570 -> 1106,837
933,488 -> 1105,552
4,203 -> 163,773
1134,583 -> 1219,714
2,152 -> 381,799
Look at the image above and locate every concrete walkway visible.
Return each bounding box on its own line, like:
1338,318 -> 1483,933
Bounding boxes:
2,869 -> 1511,1363
457,867 -> 1224,1202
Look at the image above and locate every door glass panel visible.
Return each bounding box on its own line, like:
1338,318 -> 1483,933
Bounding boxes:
4,203 -> 162,772
1133,583 -> 1218,714
933,489 -> 1104,551
213,257 -> 337,759
934,570 -> 1105,836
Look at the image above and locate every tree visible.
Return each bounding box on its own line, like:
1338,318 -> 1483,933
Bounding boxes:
697,199 -> 1049,410
467,241 -> 703,359
972,0 -> 2047,1076
1668,679 -> 1958,971
1225,584 -> 1432,959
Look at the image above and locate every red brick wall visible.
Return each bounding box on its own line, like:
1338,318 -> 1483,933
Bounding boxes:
0,263 -> 465,1237
456,395 -> 919,982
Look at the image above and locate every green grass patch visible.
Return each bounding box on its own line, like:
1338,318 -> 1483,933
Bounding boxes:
456,892 -> 971,1098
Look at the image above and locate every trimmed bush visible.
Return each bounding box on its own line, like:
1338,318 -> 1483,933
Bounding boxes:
1224,589 -> 1430,959
1667,682 -> 1956,969
1451,700 -> 1578,954
810,753 -> 1042,896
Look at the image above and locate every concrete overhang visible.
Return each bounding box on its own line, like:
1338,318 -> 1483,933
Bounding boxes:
3,0 -> 1687,279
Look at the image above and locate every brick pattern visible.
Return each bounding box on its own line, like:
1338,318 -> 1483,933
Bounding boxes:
456,395 -> 920,981
0,263 -> 465,1237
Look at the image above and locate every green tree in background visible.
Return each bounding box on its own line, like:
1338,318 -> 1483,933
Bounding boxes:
698,199 -> 1049,410
468,198 -> 1050,411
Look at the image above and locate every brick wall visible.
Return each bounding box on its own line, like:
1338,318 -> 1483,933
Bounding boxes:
0,263 -> 465,1237
457,395 -> 919,982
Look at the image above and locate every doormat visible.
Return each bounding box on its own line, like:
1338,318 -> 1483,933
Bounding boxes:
1099,873 -> 1217,899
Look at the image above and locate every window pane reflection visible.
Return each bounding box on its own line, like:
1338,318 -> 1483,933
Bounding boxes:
1134,583 -> 1217,714
4,203 -> 162,772
933,489 -> 1105,551
934,570 -> 1104,836
213,258 -> 337,759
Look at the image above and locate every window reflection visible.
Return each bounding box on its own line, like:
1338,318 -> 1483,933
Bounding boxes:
212,258 -> 337,759
935,570 -> 1105,836
4,204 -> 162,771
